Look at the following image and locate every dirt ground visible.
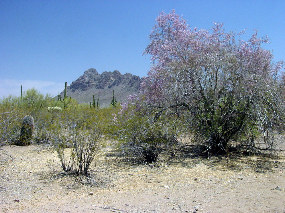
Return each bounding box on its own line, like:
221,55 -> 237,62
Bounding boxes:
1,140 -> 285,213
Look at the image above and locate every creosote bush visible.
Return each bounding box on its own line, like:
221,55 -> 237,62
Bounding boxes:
115,97 -> 180,163
52,123 -> 101,176
0,110 -> 24,144
49,106 -> 117,176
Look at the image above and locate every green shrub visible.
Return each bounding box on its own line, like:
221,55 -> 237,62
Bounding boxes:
0,100 -> 25,144
50,108 -> 103,176
115,102 -> 179,163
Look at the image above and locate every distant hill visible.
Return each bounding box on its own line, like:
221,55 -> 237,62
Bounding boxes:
60,68 -> 141,107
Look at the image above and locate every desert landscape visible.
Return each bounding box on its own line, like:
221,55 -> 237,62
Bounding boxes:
1,2 -> 285,213
1,138 -> 285,213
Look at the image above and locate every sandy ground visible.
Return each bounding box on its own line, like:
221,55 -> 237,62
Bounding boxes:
0,141 -> 285,213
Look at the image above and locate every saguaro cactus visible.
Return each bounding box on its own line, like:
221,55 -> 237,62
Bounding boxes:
61,82 -> 72,109
20,85 -> 23,100
111,90 -> 117,107
64,82 -> 67,100
93,95 -> 96,108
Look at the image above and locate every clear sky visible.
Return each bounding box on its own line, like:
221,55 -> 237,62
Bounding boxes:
1,0 -> 284,98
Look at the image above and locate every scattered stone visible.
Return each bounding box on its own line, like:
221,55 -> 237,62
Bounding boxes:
272,186 -> 282,191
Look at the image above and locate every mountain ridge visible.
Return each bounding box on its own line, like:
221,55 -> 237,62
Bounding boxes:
61,68 -> 141,107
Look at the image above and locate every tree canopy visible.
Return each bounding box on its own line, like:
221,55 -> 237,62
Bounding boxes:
138,10 -> 285,154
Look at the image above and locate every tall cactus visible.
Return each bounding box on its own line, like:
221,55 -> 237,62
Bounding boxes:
93,95 -> 96,108
20,85 -> 23,100
64,82 -> 67,100
111,90 -> 117,107
60,82 -> 71,109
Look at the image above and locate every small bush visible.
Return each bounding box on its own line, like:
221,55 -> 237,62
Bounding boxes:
52,127 -> 101,176
51,108 -> 102,176
115,101 -> 179,163
0,110 -> 23,144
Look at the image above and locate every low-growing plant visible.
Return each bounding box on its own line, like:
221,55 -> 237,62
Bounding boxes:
52,126 -> 101,175
115,97 -> 180,163
50,108 -> 102,176
33,109 -> 55,144
0,110 -> 23,144
0,97 -> 26,144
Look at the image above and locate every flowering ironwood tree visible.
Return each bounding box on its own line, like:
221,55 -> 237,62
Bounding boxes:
141,10 -> 284,154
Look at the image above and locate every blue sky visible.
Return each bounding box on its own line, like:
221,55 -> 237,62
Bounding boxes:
1,0 -> 284,98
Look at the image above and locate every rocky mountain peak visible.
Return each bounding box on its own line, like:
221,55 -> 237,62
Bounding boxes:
83,68 -> 99,76
64,68 -> 141,106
